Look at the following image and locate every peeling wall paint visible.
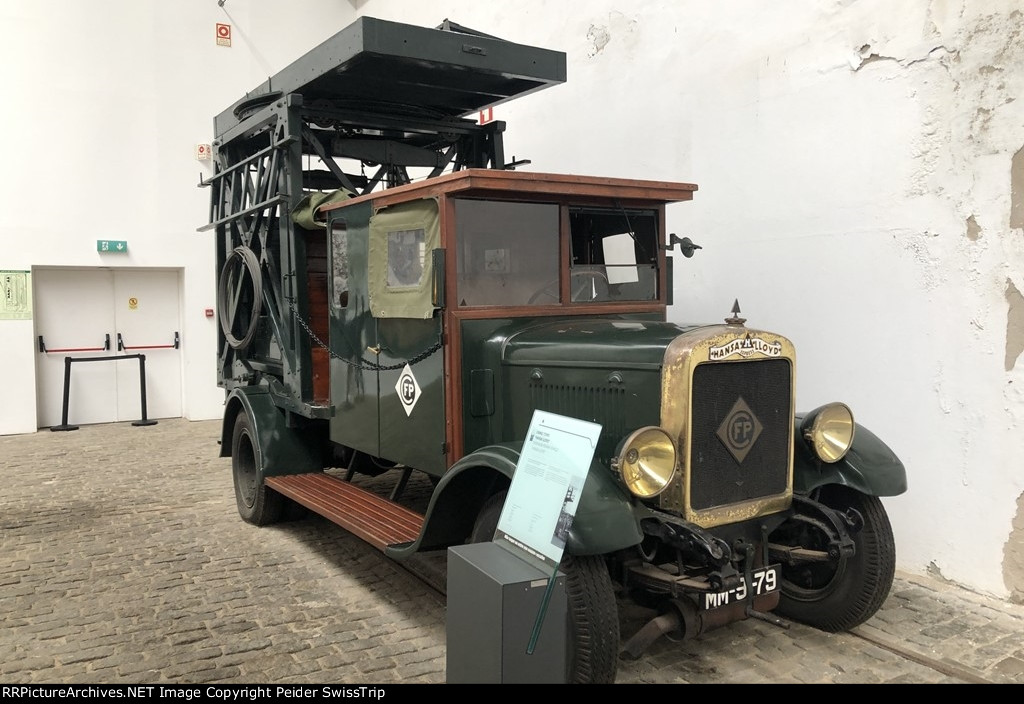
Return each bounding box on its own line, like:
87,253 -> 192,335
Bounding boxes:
586,24 -> 610,57
1006,492 -> 1024,604
586,11 -> 638,59
966,214 -> 981,240
1013,146 -> 1024,230
1007,279 -> 1024,371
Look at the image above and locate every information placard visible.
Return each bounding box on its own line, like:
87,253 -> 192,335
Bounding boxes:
1,270 -> 32,320
495,410 -> 601,569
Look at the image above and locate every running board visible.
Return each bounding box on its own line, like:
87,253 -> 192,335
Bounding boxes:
266,473 -> 424,552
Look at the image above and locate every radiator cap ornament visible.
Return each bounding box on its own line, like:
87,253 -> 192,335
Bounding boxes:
725,299 -> 746,326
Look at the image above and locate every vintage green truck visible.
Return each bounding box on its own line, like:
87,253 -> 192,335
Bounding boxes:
203,17 -> 907,683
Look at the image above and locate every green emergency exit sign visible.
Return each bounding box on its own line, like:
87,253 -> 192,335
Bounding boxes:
97,240 -> 128,253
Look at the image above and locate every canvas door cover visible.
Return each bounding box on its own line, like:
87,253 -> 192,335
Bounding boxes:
367,198 -> 440,319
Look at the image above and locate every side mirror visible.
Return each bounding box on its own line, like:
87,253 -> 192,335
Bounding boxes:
664,233 -> 702,258
431,248 -> 446,309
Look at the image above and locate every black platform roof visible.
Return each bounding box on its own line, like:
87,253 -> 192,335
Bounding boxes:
214,16 -> 567,136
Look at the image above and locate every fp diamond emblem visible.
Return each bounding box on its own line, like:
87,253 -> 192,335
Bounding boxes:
716,397 -> 763,464
395,364 -> 421,417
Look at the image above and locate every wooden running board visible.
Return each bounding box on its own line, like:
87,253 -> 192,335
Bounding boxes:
266,473 -> 424,552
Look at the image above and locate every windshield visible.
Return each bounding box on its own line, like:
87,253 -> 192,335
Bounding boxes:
568,207 -> 659,303
454,199 -> 660,307
455,199 -> 559,307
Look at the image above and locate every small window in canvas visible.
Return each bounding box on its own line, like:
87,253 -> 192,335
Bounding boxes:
387,229 -> 426,289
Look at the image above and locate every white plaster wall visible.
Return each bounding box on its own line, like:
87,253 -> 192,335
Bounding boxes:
0,1 -> 358,435
348,0 -> 1024,597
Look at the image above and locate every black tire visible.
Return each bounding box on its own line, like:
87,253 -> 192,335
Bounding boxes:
563,553 -> 619,684
469,490 -> 505,543
469,491 -> 620,683
231,412 -> 283,526
773,485 -> 895,632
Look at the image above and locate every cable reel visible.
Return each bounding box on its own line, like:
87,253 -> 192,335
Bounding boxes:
218,245 -> 263,350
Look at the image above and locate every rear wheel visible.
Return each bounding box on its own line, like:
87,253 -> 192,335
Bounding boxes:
470,491 -> 620,683
231,412 -> 283,525
772,485 -> 895,631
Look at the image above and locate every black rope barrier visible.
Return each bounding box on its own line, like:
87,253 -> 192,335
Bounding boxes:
50,354 -> 158,432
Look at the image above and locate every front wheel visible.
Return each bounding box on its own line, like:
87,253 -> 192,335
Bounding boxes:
772,485 -> 895,631
470,491 -> 620,683
231,412 -> 283,525
562,553 -> 619,684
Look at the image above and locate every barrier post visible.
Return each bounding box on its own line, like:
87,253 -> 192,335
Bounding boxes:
132,354 -> 157,427
50,356 -> 79,432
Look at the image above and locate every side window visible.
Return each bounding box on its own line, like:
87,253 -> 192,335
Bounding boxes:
386,228 -> 426,289
330,219 -> 349,309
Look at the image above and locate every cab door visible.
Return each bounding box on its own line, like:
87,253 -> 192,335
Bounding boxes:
368,198 -> 446,475
327,198 -> 446,475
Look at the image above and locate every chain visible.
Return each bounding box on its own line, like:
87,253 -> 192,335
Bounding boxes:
288,300 -> 441,371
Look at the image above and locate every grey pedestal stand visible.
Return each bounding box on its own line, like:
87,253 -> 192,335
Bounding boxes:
446,541 -> 567,683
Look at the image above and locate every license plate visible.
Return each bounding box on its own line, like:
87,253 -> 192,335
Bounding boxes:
702,565 -> 780,610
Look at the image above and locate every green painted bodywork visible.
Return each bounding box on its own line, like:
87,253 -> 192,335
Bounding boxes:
219,387 -> 326,476
792,417 -> 907,497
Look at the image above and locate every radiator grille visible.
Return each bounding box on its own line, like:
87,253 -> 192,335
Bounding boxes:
530,384 -> 626,460
689,359 -> 791,510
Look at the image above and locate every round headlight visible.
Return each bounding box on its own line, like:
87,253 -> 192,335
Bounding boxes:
613,426 -> 677,499
801,403 -> 855,463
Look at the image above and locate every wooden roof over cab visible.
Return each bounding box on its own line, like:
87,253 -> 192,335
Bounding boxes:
319,169 -> 698,213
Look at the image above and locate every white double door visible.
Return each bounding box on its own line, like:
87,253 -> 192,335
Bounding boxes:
35,268 -> 183,428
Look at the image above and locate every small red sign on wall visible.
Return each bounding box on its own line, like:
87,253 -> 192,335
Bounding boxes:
216,23 -> 231,47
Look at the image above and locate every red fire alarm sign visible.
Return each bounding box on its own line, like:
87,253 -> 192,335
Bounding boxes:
205,308 -> 215,318
216,23 -> 231,47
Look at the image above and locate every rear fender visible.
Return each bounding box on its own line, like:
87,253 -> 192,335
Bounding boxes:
220,388 -> 325,477
793,418 -> 907,497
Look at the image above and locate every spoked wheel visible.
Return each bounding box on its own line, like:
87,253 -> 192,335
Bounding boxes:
470,491 -> 620,683
231,412 -> 283,525
771,485 -> 896,631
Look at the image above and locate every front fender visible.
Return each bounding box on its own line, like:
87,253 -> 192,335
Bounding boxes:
386,443 -> 642,560
386,444 -> 518,560
793,418 -> 907,497
568,456 -> 644,555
